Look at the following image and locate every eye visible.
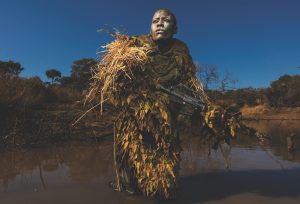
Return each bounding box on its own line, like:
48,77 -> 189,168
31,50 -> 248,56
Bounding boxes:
152,19 -> 159,23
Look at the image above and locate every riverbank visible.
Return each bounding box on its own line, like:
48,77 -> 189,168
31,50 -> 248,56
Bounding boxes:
1,102 -> 299,149
240,105 -> 300,120
0,103 -> 115,149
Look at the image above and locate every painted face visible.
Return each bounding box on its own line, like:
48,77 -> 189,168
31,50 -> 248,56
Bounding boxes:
151,10 -> 176,41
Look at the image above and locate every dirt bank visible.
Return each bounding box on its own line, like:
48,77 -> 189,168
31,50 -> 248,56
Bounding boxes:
240,105 -> 300,120
0,103 -> 116,149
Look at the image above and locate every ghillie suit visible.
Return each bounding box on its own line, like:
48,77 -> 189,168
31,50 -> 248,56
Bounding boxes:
86,32 -> 267,199
86,33 -> 210,199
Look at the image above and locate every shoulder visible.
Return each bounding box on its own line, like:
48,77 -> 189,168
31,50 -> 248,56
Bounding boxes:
130,35 -> 153,46
134,35 -> 151,41
172,38 -> 190,54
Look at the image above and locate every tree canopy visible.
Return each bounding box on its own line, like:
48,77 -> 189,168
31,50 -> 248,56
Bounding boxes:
45,69 -> 61,84
69,58 -> 97,90
266,75 -> 300,107
0,60 -> 24,77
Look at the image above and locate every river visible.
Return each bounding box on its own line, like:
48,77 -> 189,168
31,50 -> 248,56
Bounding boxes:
1,120 -> 300,204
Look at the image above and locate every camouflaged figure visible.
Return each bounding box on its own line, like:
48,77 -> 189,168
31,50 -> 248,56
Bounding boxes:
112,9 -> 208,199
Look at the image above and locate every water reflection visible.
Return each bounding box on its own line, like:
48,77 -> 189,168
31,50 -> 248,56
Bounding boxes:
0,120 -> 300,204
241,120 -> 300,162
0,142 -> 114,193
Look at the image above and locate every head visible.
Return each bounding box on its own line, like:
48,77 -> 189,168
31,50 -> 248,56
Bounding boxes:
150,9 -> 177,41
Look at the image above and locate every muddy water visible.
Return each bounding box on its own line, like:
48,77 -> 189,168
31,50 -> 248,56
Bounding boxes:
1,121 -> 300,204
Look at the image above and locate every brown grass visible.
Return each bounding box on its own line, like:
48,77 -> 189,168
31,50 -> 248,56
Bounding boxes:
240,104 -> 271,116
85,33 -> 150,108
240,104 -> 300,119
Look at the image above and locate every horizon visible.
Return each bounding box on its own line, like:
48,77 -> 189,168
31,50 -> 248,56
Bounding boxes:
1,0 -> 299,88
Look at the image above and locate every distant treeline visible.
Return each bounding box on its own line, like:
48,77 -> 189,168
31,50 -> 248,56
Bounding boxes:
196,63 -> 300,108
1,59 -> 300,108
0,59 -> 101,148
0,58 -> 98,107
207,74 -> 300,108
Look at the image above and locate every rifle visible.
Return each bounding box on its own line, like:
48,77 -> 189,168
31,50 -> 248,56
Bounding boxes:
159,84 -> 270,160
158,83 -> 207,112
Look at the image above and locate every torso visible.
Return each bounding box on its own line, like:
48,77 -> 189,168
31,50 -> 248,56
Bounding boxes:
134,35 -> 191,87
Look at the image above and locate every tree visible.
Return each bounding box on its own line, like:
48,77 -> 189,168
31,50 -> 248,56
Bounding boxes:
219,71 -> 238,92
196,63 -> 219,90
0,60 -> 24,77
58,76 -> 74,87
45,69 -> 61,84
70,58 -> 97,90
266,75 -> 300,107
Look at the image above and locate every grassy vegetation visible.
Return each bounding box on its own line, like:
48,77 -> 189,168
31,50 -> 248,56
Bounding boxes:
0,59 -> 114,148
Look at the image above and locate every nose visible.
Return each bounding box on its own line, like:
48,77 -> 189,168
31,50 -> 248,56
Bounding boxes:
157,19 -> 164,27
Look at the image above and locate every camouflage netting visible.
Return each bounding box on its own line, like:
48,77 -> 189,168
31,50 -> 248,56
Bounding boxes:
86,33 -> 214,198
83,29 -> 273,200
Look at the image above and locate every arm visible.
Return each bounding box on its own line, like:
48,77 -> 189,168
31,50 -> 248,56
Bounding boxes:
177,43 -> 210,104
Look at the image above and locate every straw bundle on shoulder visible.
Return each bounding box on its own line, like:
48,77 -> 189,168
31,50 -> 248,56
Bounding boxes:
86,33 -> 150,107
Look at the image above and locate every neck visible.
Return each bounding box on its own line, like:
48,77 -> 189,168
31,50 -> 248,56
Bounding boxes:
151,37 -> 174,53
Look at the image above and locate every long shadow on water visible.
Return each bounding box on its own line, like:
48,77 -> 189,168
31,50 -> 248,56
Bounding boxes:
167,168 -> 300,203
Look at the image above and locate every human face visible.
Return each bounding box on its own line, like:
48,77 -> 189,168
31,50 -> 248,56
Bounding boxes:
151,10 -> 176,41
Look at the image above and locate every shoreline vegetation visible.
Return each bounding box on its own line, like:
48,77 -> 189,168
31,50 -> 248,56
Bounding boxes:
1,59 -> 300,149
241,105 -> 300,120
0,102 -> 116,149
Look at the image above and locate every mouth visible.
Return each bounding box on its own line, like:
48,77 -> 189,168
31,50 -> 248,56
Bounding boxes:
156,29 -> 164,34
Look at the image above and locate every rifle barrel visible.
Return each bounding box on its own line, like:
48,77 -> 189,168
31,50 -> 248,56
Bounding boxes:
159,84 -> 207,111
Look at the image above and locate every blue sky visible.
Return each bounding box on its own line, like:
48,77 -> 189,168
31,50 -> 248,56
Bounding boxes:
0,0 -> 299,88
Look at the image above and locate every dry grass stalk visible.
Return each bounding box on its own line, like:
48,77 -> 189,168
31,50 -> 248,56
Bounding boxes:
189,77 -> 210,104
86,33 -> 150,108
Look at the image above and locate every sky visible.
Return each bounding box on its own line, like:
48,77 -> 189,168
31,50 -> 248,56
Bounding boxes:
0,0 -> 299,88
